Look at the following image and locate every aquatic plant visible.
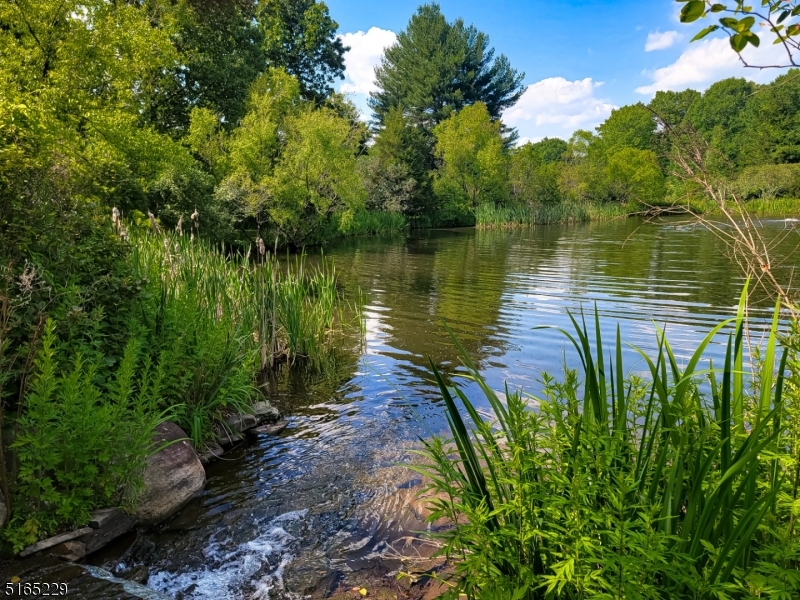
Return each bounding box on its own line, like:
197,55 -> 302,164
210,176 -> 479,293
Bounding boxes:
475,202 -> 630,228
413,285 -> 800,599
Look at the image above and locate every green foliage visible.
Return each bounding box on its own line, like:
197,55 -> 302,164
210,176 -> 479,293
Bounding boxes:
414,287 -> 800,599
433,103 -> 509,213
676,0 -> 800,66
734,164 -> 800,200
596,103 -> 657,156
369,3 -> 524,129
509,143 -> 563,206
7,320 -> 164,552
475,202 -> 628,228
258,0 -> 347,100
605,148 -> 666,207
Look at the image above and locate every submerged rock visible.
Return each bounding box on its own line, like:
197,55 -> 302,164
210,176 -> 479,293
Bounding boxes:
252,419 -> 288,436
198,442 -> 224,465
136,422 -> 205,526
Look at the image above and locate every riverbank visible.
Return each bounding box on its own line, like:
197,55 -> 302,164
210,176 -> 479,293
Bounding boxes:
472,197 -> 800,228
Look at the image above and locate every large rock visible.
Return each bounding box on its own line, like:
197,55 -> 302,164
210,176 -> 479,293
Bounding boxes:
136,422 -> 205,526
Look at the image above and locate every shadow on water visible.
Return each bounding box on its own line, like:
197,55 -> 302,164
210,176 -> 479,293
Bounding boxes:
88,218 -> 799,598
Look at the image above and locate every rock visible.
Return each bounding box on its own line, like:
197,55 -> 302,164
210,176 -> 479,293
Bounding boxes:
216,425 -> 243,446
224,413 -> 258,433
251,420 -> 288,436
123,565 -> 150,585
20,527 -> 93,557
89,507 -> 120,529
80,509 -> 138,554
49,540 -> 86,561
135,422 -> 205,526
251,401 -> 280,423
198,442 -> 224,465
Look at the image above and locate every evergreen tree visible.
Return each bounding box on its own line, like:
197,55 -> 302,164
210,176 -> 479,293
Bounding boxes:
369,3 -> 525,129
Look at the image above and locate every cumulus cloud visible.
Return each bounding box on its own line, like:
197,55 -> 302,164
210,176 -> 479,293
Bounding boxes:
645,30 -> 681,51
339,27 -> 397,96
636,31 -> 786,96
503,77 -> 617,141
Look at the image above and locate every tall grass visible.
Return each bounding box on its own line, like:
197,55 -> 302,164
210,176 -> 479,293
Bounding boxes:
128,232 -> 355,444
313,210 -> 408,242
475,202 -> 630,228
413,284 -> 800,599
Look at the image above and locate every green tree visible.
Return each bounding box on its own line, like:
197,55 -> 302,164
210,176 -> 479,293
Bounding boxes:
217,69 -> 364,245
509,143 -> 562,206
433,103 -> 509,215
258,0 -> 348,100
368,106 -> 436,219
144,0 -> 265,135
369,3 -> 524,129
596,103 -> 657,156
648,89 -> 701,129
606,148 -> 666,206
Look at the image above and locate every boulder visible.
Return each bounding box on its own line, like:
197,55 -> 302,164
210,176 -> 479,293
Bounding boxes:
136,422 -> 205,526
48,540 -> 86,561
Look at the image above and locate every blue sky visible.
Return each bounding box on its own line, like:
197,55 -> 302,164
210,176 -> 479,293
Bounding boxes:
327,0 -> 785,142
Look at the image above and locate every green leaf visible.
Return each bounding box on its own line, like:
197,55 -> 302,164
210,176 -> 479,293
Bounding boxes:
720,17 -> 740,28
777,9 -> 790,23
737,15 -> 756,31
745,30 -> 760,46
692,24 -> 721,40
681,1 -> 707,22
788,23 -> 800,36
711,3 -> 726,12
730,33 -> 748,51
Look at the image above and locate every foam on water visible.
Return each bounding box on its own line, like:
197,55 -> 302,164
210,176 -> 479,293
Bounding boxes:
148,510 -> 308,599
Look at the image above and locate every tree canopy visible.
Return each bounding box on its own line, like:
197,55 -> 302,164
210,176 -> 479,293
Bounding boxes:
369,3 -> 525,129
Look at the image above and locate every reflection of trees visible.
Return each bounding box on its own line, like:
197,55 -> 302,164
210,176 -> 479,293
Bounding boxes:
303,220 -> 796,388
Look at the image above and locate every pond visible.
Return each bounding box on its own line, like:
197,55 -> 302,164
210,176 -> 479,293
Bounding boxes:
134,217 -> 798,599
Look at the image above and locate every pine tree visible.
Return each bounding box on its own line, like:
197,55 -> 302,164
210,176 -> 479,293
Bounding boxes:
369,3 -> 524,129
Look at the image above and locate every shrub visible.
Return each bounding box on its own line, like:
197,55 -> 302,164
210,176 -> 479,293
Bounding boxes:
7,320 -> 164,552
735,164 -> 800,201
414,285 -> 800,599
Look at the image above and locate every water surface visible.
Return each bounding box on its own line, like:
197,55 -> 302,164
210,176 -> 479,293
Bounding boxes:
140,217 -> 800,598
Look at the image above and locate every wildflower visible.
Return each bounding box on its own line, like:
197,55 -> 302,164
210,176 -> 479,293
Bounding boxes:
176,215 -> 183,236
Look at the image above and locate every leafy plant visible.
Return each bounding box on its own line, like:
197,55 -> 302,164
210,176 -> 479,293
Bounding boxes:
413,284 -> 799,599
6,320 -> 165,552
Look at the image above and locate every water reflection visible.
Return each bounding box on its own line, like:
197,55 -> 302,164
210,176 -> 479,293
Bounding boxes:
143,218 -> 799,598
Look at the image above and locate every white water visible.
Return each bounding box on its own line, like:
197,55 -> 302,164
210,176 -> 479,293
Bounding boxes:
148,510 -> 308,600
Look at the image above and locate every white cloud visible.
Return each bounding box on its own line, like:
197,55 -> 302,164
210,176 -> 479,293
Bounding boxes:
636,30 -> 786,96
645,30 -> 681,52
503,77 -> 617,141
339,27 -> 397,96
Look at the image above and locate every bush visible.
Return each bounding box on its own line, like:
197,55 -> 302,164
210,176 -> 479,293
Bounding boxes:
7,321 -> 163,552
414,286 -> 800,599
735,164 -> 800,201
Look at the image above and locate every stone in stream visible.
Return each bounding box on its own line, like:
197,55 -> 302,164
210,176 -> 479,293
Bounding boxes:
136,422 -> 205,526
251,400 -> 280,423
225,412 -> 258,433
251,419 -> 288,436
48,540 -> 86,561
